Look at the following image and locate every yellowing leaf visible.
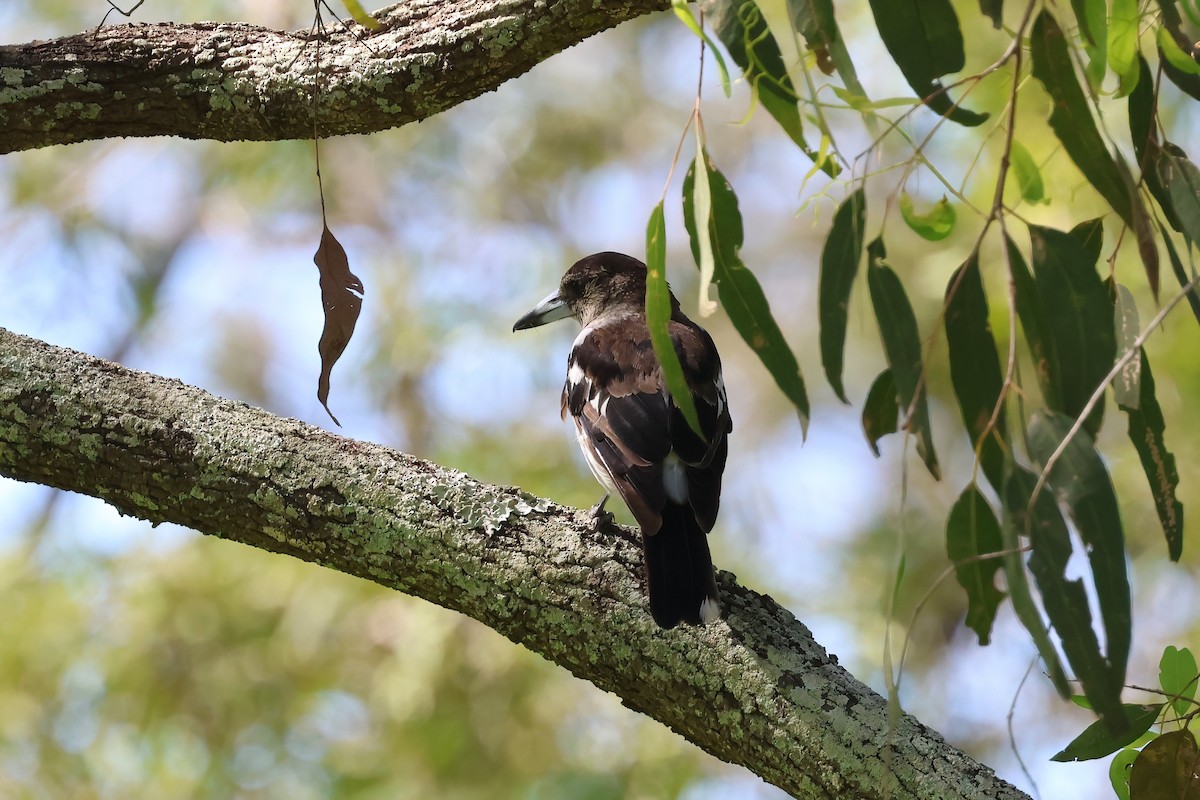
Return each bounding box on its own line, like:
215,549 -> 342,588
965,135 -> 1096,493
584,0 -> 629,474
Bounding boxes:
899,193 -> 956,241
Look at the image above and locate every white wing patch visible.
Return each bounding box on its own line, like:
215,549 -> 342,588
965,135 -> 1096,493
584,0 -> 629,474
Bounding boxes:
662,452 -> 688,505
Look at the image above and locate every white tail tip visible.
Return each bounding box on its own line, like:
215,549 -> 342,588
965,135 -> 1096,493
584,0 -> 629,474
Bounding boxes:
699,596 -> 720,624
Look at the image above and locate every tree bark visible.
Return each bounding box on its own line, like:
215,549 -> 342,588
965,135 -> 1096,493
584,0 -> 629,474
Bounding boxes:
0,328 -> 1028,800
0,0 -> 669,154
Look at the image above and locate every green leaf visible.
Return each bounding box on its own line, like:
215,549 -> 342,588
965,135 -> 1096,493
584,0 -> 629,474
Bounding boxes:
786,0 -> 866,97
944,253 -> 1007,488
341,0 -> 381,29
1130,57 -> 1186,235
1117,156 -> 1161,300
1030,11 -> 1136,228
946,485 -> 1006,645
683,153 -> 811,434
1009,237 -> 1063,411
1051,703 -> 1163,761
1028,411 -> 1131,728
689,138 -> 718,319
671,0 -> 733,97
867,239 -> 939,480
1074,0 -> 1108,90
865,0 -> 988,126
1009,140 -> 1047,205
1112,284 -> 1141,410
645,201 -> 703,438
862,369 -> 899,456
979,0 -> 1003,28
1158,25 -> 1200,75
1029,224 -> 1116,436
1159,646 -> 1199,718
1107,0 -> 1141,97
1155,147 -> 1200,248
1109,747 -> 1138,800
1122,349 -> 1185,561
818,188 -> 866,404
898,193 -> 956,241
1129,730 -> 1200,797
702,0 -> 836,175
999,464 -> 1070,697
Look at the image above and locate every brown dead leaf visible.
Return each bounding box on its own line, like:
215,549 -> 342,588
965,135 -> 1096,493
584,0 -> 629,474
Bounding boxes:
314,223 -> 363,426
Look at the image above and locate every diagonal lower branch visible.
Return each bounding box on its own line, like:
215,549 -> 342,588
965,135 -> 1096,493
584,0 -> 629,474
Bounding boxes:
0,0 -> 668,154
0,327 -> 1027,800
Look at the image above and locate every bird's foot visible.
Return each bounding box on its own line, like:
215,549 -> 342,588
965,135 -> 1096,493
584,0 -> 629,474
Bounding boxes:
588,493 -> 615,531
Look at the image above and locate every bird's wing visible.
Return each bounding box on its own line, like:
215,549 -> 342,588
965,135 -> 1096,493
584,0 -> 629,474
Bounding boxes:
562,318 -> 731,535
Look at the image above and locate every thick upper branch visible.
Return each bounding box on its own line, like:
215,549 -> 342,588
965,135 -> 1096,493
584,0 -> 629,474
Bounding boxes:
0,0 -> 668,154
0,327 -> 1028,800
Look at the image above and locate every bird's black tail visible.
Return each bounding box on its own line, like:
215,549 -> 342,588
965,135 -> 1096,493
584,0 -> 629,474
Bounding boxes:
642,502 -> 720,629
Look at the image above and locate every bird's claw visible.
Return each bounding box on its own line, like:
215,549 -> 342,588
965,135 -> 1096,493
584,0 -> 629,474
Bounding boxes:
588,494 -> 615,531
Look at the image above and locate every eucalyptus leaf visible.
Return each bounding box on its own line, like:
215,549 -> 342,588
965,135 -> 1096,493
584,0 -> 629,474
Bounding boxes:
1051,703 -> 1163,761
946,485 -> 1006,645
862,369 -> 899,456
819,188 -> 866,404
867,239 -> 939,479
1122,349 -> 1184,561
645,201 -> 703,438
898,193 -> 956,241
1159,645 -> 1199,718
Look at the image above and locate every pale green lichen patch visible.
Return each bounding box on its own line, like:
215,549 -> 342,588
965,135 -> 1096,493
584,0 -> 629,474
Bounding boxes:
1,66 -> 29,86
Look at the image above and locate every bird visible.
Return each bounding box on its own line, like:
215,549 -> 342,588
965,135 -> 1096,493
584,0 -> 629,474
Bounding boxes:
513,252 -> 731,628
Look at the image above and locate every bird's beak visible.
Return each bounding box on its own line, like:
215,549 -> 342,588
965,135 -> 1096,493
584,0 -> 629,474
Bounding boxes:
513,290 -> 572,331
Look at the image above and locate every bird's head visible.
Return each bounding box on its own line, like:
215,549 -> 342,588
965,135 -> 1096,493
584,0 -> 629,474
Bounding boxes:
513,252 -> 651,331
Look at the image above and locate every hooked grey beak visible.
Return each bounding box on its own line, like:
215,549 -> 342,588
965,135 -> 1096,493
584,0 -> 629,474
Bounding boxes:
513,290 -> 572,331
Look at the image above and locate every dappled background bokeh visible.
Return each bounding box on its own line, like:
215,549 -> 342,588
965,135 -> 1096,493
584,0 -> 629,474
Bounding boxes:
2,1 -> 1199,798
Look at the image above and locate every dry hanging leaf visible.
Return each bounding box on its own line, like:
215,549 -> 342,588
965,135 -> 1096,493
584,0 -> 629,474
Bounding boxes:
314,224 -> 363,426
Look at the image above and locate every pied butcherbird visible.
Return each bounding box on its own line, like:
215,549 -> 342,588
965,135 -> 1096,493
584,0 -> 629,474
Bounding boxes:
513,252 -> 731,628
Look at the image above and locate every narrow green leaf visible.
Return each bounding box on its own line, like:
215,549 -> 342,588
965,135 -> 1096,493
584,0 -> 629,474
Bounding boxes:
1155,147 -> 1200,248
865,0 -> 988,126
867,239 -> 940,480
819,188 -> 866,404
1074,0 -> 1109,90
1009,140 -> 1047,205
1051,704 -> 1163,761
944,253 -> 1007,488
898,193 -> 956,241
1160,646 -> 1199,718
862,369 -> 899,456
683,154 -> 811,433
1112,284 -> 1141,410
1158,25 -> 1200,75
671,0 -> 733,97
1129,730 -> 1200,797
787,0 -> 866,97
1000,464 -> 1070,697
1122,350 -> 1185,561
1029,224 -> 1116,435
689,146 -> 718,319
702,0 -> 836,175
979,0 -> 1003,28
1107,0 -> 1141,97
1156,8 -> 1200,101
341,0 -> 381,29
946,485 -> 1006,645
1130,57 -> 1186,235
1008,237 -> 1063,411
645,201 -> 703,438
1031,11 -> 1135,227
1117,157 -> 1161,300
1028,411 -> 1131,728
1109,747 -> 1138,800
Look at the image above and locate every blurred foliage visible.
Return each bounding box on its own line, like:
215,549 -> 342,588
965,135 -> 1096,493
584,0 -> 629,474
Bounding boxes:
1,0 -> 1200,798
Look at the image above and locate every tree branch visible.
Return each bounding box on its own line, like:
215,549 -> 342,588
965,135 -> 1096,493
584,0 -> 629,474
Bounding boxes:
0,327 -> 1028,800
0,0 -> 669,154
